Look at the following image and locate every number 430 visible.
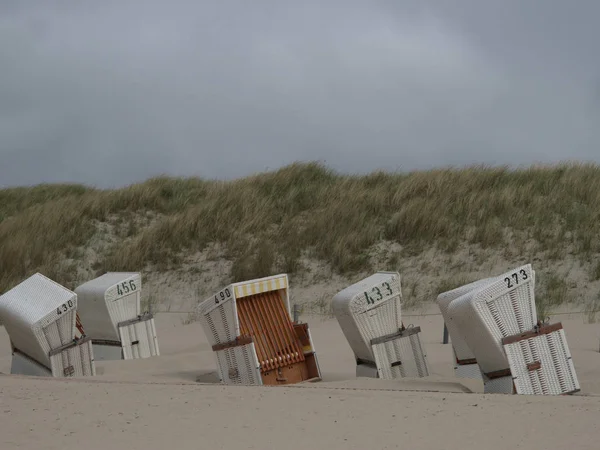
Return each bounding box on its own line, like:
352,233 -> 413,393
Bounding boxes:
117,280 -> 137,296
56,299 -> 74,315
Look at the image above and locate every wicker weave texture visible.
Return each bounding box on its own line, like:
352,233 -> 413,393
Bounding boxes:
198,276 -> 290,346
372,330 -> 429,379
198,295 -> 239,347
75,272 -> 141,342
214,342 -> 262,385
452,346 -> 483,380
504,328 -> 579,395
447,264 -> 537,375
198,274 -> 320,386
483,375 -> 514,394
438,277 -> 498,363
332,272 -> 402,363
50,339 -> 96,377
119,316 -> 160,359
454,362 -> 483,380
0,273 -> 78,369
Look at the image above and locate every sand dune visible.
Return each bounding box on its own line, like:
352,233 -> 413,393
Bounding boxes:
1,309 -> 600,449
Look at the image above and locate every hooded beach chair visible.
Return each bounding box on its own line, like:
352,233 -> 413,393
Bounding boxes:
332,271 -> 429,379
75,272 -> 160,361
197,273 -> 322,385
437,270 -> 535,381
0,273 -> 95,377
447,263 -> 579,395
437,276 -> 502,380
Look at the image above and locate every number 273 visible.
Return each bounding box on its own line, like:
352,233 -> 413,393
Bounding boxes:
504,269 -> 528,288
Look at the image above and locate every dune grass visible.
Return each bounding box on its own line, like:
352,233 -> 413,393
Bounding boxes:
2,161 -> 600,309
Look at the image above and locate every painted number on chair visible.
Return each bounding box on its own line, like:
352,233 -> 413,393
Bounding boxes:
116,280 -> 138,296
504,269 -> 528,288
363,281 -> 394,305
56,299 -> 74,315
214,288 -> 231,305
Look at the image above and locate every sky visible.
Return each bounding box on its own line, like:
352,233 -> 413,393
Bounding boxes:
1,1 -> 599,188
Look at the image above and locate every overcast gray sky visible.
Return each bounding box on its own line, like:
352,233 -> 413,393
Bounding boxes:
1,1 -> 599,188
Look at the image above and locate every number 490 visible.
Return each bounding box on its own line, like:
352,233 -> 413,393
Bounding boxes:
214,288 -> 231,304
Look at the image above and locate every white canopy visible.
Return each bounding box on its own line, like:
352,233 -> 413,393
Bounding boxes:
447,264 -> 537,375
332,271 -> 402,362
437,277 -> 498,364
0,273 -> 78,368
75,272 -> 141,343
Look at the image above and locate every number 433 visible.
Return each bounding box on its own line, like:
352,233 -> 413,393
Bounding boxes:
364,281 -> 393,305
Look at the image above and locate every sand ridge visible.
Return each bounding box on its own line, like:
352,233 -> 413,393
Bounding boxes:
1,309 -> 600,449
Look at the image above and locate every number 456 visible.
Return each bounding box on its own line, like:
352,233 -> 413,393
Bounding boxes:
117,280 -> 137,296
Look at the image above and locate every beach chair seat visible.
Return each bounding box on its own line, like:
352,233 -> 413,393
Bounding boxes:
332,271 -> 429,379
0,273 -> 96,378
502,321 -> 579,395
198,274 -> 322,386
370,325 -> 429,378
75,272 -> 160,361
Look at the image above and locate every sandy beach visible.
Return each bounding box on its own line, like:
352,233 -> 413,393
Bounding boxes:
2,1 -> 600,447
2,308 -> 600,450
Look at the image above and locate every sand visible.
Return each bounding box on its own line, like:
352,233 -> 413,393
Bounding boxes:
1,309 -> 600,449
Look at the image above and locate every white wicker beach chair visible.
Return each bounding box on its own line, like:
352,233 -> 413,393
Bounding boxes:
197,274 -> 322,386
447,264 -> 579,394
0,273 -> 96,377
332,271 -> 429,379
75,272 -> 159,361
437,277 -> 501,380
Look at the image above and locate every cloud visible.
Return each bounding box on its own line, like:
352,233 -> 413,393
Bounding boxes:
1,1 -> 599,187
